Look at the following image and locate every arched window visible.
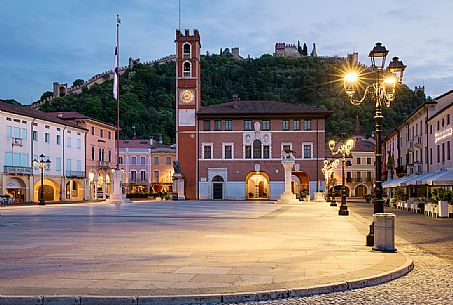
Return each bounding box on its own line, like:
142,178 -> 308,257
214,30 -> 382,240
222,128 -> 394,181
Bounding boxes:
253,139 -> 262,159
183,61 -> 191,77
183,43 -> 191,58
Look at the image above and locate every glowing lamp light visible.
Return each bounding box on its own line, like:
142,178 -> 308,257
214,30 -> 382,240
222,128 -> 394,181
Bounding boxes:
344,72 -> 358,82
344,72 -> 358,97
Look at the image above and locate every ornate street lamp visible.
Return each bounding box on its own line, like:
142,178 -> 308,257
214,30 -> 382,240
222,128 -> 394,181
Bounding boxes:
329,139 -> 354,215
343,43 -> 406,215
322,158 -> 340,205
33,154 -> 51,205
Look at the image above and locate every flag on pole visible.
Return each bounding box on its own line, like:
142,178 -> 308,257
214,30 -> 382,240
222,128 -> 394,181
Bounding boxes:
113,46 -> 118,99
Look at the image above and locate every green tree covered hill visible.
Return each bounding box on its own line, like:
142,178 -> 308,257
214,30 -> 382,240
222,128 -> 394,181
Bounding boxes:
39,52 -> 425,143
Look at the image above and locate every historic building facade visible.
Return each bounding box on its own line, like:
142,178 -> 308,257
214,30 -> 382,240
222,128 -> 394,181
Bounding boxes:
175,29 -> 331,200
0,103 -> 87,203
382,90 -> 453,192
49,112 -> 117,200
119,139 -> 175,194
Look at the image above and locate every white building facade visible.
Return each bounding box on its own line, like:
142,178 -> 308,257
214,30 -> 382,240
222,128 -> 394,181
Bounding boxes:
0,102 -> 87,203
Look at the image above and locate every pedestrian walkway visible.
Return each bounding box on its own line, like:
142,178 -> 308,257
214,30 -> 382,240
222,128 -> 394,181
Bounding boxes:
0,200 -> 412,304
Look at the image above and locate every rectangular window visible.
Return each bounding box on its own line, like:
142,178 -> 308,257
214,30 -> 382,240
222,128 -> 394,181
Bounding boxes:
224,145 -> 232,159
22,128 -> 27,140
304,119 -> 312,131
45,132 -> 50,143
214,120 -> 221,131
67,158 -> 72,171
430,147 -> 433,165
356,171 -> 361,182
245,145 -> 252,159
12,152 -> 20,166
154,156 -> 159,164
140,170 -> 146,182
153,170 -> 159,183
263,145 -> 270,159
203,120 -> 211,131
367,171 -> 372,182
108,131 -> 112,139
119,156 -> 123,164
448,114 -> 451,125
33,131 -> 37,141
76,160 -> 82,171
4,152 -> 12,166
6,126 -> 12,138
131,156 -> 137,164
356,157 -> 361,165
244,120 -> 252,131
262,120 -> 270,131
20,153 -> 28,167
141,156 -> 146,164
166,156 -> 171,164
56,135 -> 61,145
293,119 -> 300,130
203,145 -> 212,159
130,171 -> 137,182
437,121 -> 440,131
67,137 -> 72,147
56,158 -> 62,171
91,126 -> 95,135
283,144 -> 291,152
442,142 -> 445,162
100,129 -> 104,138
225,120 -> 232,131
282,120 -> 289,131
447,141 -> 451,161
367,157 -> 372,165
13,127 -> 20,138
346,172 -> 352,181
303,144 -> 312,159
76,139 -> 81,149
437,145 -> 440,163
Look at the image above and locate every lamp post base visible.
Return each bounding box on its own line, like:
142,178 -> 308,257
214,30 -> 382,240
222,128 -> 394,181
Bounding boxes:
366,222 -> 374,246
338,205 -> 349,215
330,197 -> 337,206
38,201 -> 46,206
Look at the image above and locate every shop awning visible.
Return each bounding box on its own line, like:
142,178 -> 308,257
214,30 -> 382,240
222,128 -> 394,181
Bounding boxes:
401,172 -> 433,186
382,175 -> 416,188
418,168 -> 453,186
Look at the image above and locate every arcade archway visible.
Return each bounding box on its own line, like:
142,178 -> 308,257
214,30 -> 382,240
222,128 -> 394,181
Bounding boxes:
246,171 -> 269,200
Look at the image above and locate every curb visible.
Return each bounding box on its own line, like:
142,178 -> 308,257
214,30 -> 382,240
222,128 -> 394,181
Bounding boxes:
0,255 -> 414,305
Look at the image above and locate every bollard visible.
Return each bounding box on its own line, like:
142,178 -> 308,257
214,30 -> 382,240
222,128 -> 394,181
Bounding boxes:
372,213 -> 396,252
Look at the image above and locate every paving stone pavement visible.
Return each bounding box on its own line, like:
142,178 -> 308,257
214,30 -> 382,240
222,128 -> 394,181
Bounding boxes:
221,220 -> 453,305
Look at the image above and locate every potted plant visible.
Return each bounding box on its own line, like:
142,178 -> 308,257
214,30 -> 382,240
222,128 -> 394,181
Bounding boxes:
432,188 -> 450,217
248,192 -> 254,199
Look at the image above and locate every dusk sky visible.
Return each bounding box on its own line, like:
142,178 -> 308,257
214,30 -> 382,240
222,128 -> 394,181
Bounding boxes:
1,0 -> 452,104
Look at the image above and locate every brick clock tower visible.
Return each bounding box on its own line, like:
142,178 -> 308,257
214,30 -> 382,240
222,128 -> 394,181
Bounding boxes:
175,29 -> 201,199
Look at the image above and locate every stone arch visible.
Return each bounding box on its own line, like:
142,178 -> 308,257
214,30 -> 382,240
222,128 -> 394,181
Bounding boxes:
292,170 -> 309,195
354,184 -> 368,197
34,178 -> 60,202
212,175 -> 224,200
5,177 -> 27,203
245,171 -> 270,200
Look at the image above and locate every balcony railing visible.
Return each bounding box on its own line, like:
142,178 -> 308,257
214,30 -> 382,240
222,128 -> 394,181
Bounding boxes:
3,166 -> 32,175
97,161 -> 110,167
66,170 -> 85,178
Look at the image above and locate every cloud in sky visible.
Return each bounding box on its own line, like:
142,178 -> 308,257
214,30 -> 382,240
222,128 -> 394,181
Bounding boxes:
0,0 -> 452,103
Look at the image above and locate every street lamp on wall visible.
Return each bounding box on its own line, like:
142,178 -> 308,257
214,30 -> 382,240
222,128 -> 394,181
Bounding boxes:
329,139 -> 354,216
33,154 -> 51,205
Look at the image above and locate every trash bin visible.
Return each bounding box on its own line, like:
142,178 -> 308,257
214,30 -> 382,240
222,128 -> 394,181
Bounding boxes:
373,213 -> 396,252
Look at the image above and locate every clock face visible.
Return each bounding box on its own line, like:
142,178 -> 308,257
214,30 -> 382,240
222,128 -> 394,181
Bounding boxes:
179,89 -> 195,104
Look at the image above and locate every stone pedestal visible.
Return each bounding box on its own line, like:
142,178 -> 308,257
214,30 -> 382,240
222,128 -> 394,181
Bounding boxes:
276,159 -> 299,204
172,173 -> 185,200
373,213 -> 396,252
106,170 -> 129,204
